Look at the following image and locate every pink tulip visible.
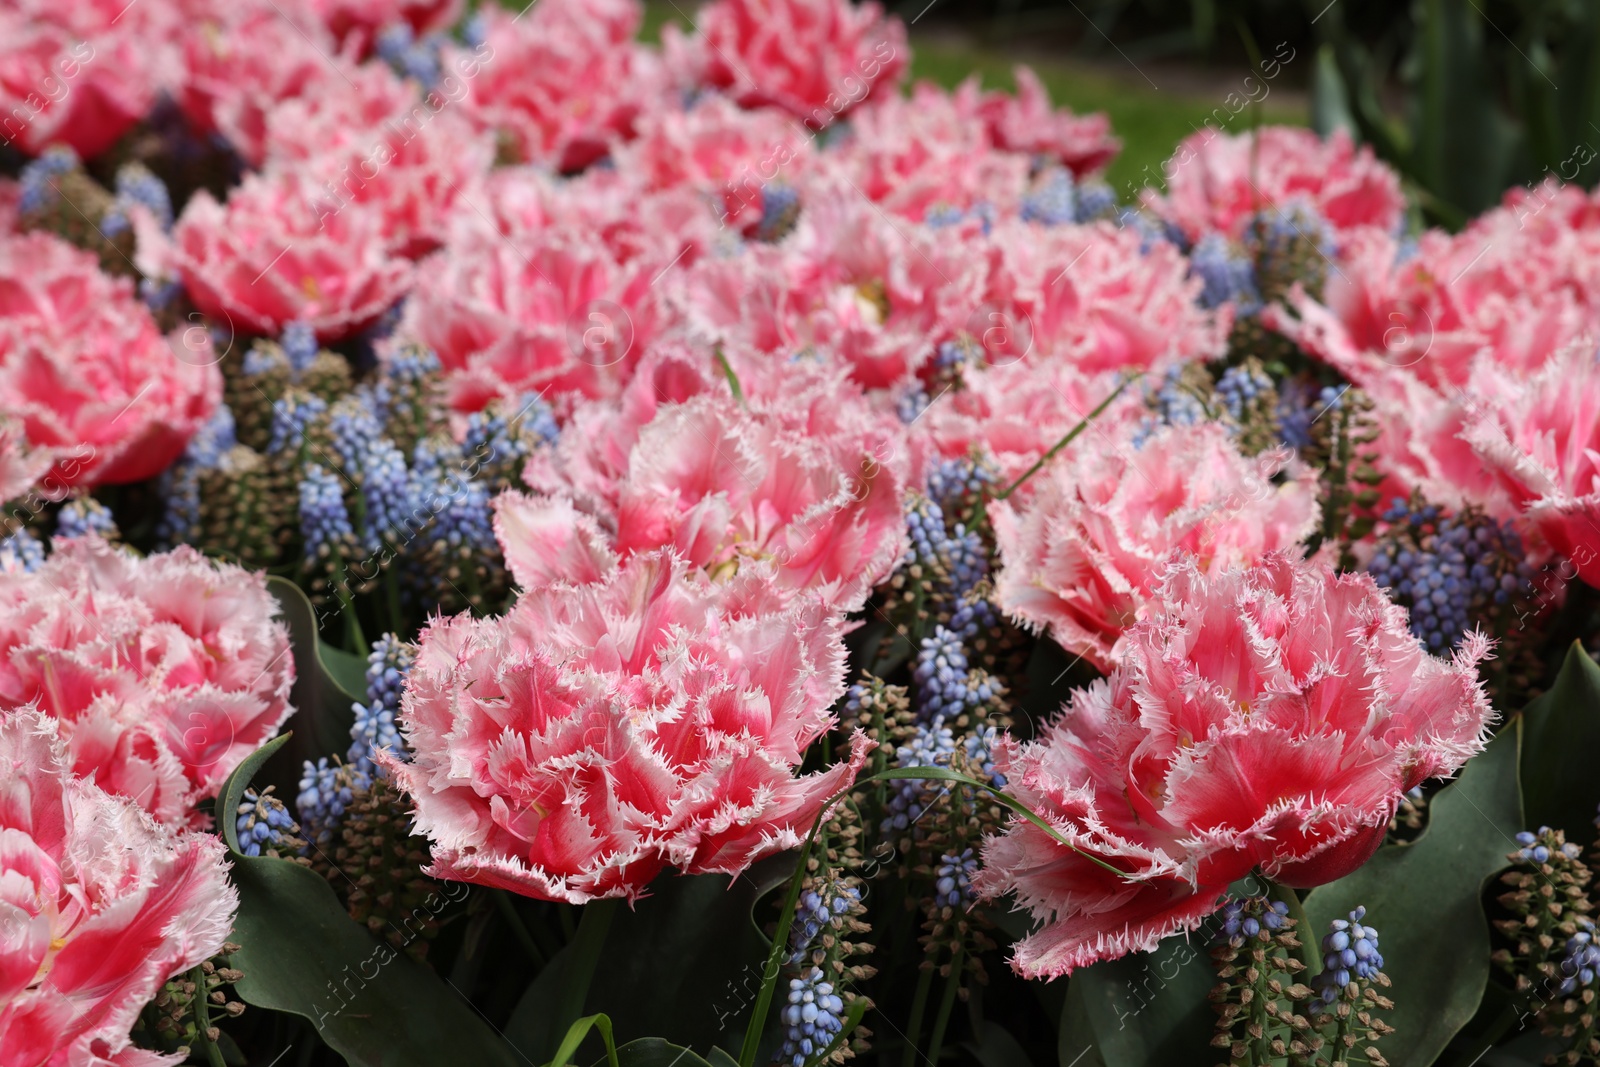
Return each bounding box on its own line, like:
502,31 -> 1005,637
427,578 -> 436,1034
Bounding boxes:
976,555 -> 1494,977
386,550 -> 869,903
0,706 -> 237,1067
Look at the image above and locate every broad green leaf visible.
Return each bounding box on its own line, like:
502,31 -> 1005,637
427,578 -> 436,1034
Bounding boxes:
1519,642 -> 1600,838
966,1020 -> 1035,1067
1056,930 -> 1217,1067
1057,986 -> 1108,1067
219,738 -> 525,1067
265,577 -> 361,784
1305,722 -> 1523,1067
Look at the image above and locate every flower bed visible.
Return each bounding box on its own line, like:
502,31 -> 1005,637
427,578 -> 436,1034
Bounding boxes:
1,1 -> 1598,1065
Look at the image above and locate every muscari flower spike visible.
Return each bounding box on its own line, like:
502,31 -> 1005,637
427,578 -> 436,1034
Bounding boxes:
298,463 -> 355,556
1020,167 -> 1076,227
881,716 -> 956,835
1310,906 -> 1383,1013
280,321 -> 319,376
755,183 -> 801,242
934,848 -> 978,910
1217,898 -> 1291,944
348,632 -> 415,778
777,968 -> 846,1067
102,163 -> 174,236
55,497 -> 119,542
0,527 -> 44,573
1189,233 -> 1262,314
236,786 -> 305,858
17,146 -> 78,216
1559,918 -> 1600,996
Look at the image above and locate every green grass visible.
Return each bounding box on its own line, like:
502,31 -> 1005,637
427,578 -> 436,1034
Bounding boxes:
578,0 -> 1308,194
906,43 -> 1306,194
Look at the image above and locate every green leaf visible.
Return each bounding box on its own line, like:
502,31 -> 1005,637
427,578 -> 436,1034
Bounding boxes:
1305,722 -> 1523,1067
265,577 -> 362,781
549,1014 -> 618,1067
1057,986 -> 1108,1067
218,737 -> 525,1067
600,1039 -> 714,1067
1519,642 -> 1600,838
1056,932 -> 1217,1067
966,1021 -> 1035,1067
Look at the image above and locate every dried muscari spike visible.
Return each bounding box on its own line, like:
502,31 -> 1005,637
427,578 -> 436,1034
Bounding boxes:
1246,201 -> 1335,305
132,941 -> 246,1057
460,392 -> 558,497
1189,233 -> 1263,315
197,444 -> 294,570
372,344 -> 448,454
1310,387 -> 1383,565
1133,362 -> 1215,448
1493,826 -> 1593,992
1208,897 -> 1317,1067
157,405 -> 241,548
321,775 -> 447,962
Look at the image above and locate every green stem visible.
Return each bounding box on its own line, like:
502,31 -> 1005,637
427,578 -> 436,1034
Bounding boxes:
992,374 -> 1140,502
900,963 -> 936,1067
493,889 -> 547,969
385,566 -> 403,637
189,964 -> 227,1067
1267,879 -> 1317,976
927,946 -> 965,1066
552,899 -> 618,1044
336,584 -> 368,656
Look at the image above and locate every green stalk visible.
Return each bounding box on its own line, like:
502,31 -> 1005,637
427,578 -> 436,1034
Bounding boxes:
493,888 -> 547,969
926,946 -> 966,1066
552,899 -> 618,1044
1267,879 -> 1317,976
992,374 -> 1139,502
899,964 -> 935,1067
189,964 -> 227,1067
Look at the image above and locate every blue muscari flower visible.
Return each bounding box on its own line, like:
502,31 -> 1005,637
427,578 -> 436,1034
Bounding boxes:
1275,381 -> 1344,450
1514,827 -> 1581,865
296,756 -> 364,849
881,717 -> 956,833
437,479 -> 496,552
55,498 -> 118,541
1366,498 -> 1534,653
299,464 -> 354,555
139,276 -> 183,311
1133,365 -> 1207,448
459,12 -> 488,49
17,146 -> 78,215
236,787 -> 301,857
348,633 -> 415,777
1189,234 -> 1262,313
370,345 -> 443,422
508,392 -> 561,448
934,848 -> 978,909
1074,181 -> 1117,221
777,968 -> 846,1067
1,527 -> 44,572
1311,906 -> 1383,1012
376,22 -> 444,86
1116,207 -> 1171,254
1217,898 -> 1290,942
328,397 -> 386,475
755,183 -> 800,241
157,405 -> 237,546
1560,919 -> 1600,995
963,725 -> 1005,788
788,882 -> 862,963
923,201 -> 995,235
1020,168 -> 1076,226
280,321 -> 319,375
358,438 -> 409,553
268,394 -> 328,455
103,164 -> 173,236
913,626 -> 997,721
896,387 -> 931,424
926,456 -> 995,511
1250,200 -> 1337,261
1215,363 -> 1273,422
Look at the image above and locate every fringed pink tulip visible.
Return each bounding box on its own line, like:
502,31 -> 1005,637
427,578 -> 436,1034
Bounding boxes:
992,422 -> 1321,671
976,555 -> 1494,977
386,551 -> 869,903
0,537 -> 295,823
0,706 -> 238,1067
0,232 -> 219,488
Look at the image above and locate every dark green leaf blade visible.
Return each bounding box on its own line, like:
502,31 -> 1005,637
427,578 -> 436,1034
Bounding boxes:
1055,931 -> 1217,1067
1304,722 -> 1523,1067
1520,642 -> 1600,838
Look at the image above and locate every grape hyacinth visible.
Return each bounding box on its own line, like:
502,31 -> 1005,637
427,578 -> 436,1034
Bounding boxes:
913,626 -> 998,722
1559,919 -> 1600,995
1276,380 -> 1345,451
776,968 -> 846,1067
16,146 -> 77,215
296,757 -> 362,851
1189,234 -> 1261,313
102,163 -> 174,235
1310,906 -> 1384,1012
789,882 -> 865,965
934,849 -> 978,909
0,527 -> 44,573
236,786 -> 304,858
1366,497 -> 1534,653
1074,180 -> 1118,220
1020,168 -> 1075,226
347,633 -> 415,779
755,182 -> 801,241
269,393 -> 329,456
1217,897 -> 1291,944
1133,364 -> 1209,448
298,465 -> 355,556
55,497 -> 119,541
374,22 -> 444,87
881,717 -> 956,835
280,321 -> 319,376
1215,362 -> 1274,422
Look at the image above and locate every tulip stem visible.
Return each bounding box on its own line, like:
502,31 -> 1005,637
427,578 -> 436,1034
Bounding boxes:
493,889 -> 547,970
1267,879 -> 1317,976
991,373 -> 1140,503
553,899 -> 618,1046
927,946 -> 965,1067
189,964 -> 227,1067
901,962 -> 935,1067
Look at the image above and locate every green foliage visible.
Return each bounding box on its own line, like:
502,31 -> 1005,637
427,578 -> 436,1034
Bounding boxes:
1521,644 -> 1600,840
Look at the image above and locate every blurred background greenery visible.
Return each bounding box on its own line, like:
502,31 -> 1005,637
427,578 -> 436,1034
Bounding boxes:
628,0 -> 1600,227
